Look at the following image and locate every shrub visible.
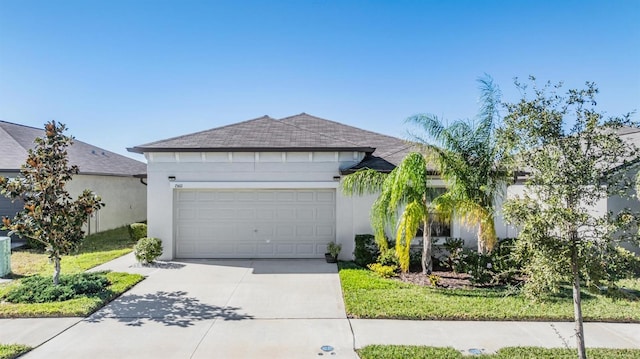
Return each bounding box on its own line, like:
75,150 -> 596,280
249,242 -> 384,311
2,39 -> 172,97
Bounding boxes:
3,272 -> 110,303
368,263 -> 398,278
456,238 -> 523,285
354,234 -> 378,267
127,223 -> 147,242
134,237 -> 163,264
327,241 -> 342,258
442,238 -> 465,272
428,274 -> 440,286
377,249 -> 400,267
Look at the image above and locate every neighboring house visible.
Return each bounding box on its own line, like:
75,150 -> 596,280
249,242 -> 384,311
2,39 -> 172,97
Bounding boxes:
0,121 -> 147,236
501,126 -> 640,254
129,113 -> 510,260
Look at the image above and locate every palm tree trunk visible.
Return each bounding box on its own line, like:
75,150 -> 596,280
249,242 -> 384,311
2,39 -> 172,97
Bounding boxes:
422,221 -> 432,274
477,223 -> 486,254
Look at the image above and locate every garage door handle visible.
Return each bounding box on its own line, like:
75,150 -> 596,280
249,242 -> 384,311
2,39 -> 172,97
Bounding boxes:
254,229 -> 258,233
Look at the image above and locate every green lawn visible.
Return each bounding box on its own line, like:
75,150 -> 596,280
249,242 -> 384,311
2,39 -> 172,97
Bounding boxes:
9,226 -> 136,277
339,263 -> 640,322
0,272 -> 143,318
0,344 -> 31,359
357,346 -> 640,359
0,225 -> 144,318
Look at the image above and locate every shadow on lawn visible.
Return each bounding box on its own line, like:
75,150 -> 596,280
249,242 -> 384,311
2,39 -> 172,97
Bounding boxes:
86,290 -> 253,327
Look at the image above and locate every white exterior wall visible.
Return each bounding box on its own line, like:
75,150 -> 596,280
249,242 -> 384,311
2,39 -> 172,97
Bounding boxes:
66,174 -> 147,233
145,151 -> 366,260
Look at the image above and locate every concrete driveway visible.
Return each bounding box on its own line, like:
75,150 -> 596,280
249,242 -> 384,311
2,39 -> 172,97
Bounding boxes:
21,255 -> 358,358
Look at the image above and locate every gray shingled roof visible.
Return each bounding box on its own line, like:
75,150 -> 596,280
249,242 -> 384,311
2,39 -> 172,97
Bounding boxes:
130,115 -> 375,153
0,121 -> 146,177
129,113 -> 415,172
280,113 -> 414,166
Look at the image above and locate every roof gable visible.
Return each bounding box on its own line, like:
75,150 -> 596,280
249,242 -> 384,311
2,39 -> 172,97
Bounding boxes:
0,121 -> 146,177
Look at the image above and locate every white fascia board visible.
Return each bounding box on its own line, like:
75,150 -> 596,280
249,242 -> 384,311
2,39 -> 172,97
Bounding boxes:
170,181 -> 339,189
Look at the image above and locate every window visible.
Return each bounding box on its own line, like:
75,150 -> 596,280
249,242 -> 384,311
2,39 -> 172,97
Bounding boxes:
416,216 -> 451,238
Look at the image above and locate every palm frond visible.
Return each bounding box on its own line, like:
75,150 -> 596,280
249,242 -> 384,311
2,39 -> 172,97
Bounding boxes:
341,169 -> 387,196
395,200 -> 425,272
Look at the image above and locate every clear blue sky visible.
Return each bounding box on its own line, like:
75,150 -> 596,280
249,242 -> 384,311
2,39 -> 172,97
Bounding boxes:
1,0 -> 639,161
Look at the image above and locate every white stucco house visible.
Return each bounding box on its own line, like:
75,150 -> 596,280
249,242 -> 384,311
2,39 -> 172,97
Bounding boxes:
129,113 -> 521,260
0,121 -> 147,236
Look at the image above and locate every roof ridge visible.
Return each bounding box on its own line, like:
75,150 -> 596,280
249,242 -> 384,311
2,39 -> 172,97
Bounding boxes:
138,115 -> 275,147
279,113 -> 406,143
276,113 -> 367,148
0,120 -> 45,132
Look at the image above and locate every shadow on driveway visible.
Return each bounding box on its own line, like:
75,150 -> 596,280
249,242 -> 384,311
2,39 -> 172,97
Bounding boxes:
87,290 -> 253,327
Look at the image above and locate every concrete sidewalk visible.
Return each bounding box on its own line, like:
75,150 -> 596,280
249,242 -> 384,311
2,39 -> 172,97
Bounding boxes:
1,254 -> 638,358
351,320 -> 640,355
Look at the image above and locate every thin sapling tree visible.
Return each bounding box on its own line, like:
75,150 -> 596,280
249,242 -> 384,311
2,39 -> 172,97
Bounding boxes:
0,121 -> 105,285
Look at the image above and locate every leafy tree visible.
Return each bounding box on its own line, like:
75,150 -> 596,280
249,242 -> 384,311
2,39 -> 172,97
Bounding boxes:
500,78 -> 638,359
342,152 -> 439,273
407,76 -> 512,253
0,121 -> 104,285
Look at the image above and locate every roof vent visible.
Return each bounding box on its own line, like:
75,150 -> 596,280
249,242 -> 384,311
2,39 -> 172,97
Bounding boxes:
91,150 -> 96,155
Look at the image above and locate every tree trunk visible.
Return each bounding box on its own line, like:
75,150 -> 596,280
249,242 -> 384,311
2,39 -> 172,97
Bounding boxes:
422,221 -> 432,275
477,223 -> 486,254
572,241 -> 587,359
53,257 -> 61,286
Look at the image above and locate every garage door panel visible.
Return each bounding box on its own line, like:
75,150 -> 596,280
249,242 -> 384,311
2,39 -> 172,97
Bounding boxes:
236,243 -> 256,256
276,208 -> 296,220
317,225 -> 335,237
257,243 -> 274,255
317,192 -> 335,202
276,191 -> 296,201
297,192 -> 314,201
275,243 -> 294,255
296,225 -> 314,236
177,208 -> 197,220
198,191 -> 216,201
217,192 -> 236,201
175,189 -> 336,259
317,208 -> 335,221
276,225 -> 294,237
256,209 -> 275,219
237,209 -> 256,219
177,191 -> 198,201
296,208 -> 314,220
295,243 -> 315,255
257,192 -> 276,201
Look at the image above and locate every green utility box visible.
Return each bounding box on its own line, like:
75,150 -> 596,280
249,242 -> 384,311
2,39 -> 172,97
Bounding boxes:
0,236 -> 10,277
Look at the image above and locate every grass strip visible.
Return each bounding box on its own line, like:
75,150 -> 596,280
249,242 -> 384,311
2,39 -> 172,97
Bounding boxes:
339,263 -> 640,322
357,345 -> 640,359
0,344 -> 31,359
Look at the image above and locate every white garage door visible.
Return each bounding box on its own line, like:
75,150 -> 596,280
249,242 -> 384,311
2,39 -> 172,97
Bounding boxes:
175,189 -> 336,258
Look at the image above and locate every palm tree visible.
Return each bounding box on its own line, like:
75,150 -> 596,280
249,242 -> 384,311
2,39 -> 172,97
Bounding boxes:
342,152 -> 440,274
407,76 -> 512,254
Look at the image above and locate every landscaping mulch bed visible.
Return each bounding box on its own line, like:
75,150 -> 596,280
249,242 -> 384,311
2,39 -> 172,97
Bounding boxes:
397,270 -> 473,289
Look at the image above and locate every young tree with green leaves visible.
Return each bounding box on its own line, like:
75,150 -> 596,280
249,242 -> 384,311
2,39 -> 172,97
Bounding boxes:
500,78 -> 638,359
342,152 -> 439,273
0,121 -> 105,285
407,76 -> 512,254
